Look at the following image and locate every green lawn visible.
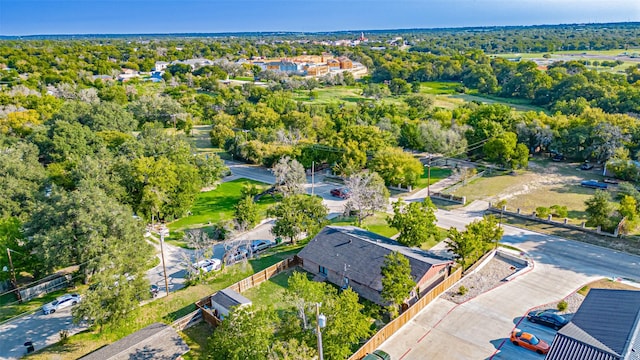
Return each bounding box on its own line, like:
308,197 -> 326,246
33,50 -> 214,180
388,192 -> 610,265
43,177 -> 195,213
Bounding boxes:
330,213 -> 397,238
27,247 -> 304,360
293,85 -> 366,104
241,268 -> 298,310
451,93 -> 548,113
419,81 -> 460,95
180,322 -> 214,360
415,167 -> 452,189
167,179 -> 275,232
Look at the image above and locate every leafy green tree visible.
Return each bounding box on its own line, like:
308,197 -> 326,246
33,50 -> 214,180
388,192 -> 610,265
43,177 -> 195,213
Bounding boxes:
235,196 -> 259,231
209,306 -> 277,360
25,184 -> 153,281
619,195 -> 637,221
585,190 -> 614,229
466,215 -> 504,250
483,131 -> 529,169
269,194 -> 328,244
445,227 -> 478,269
389,78 -> 411,95
0,217 -> 34,281
268,339 -> 317,360
345,171 -> 390,225
388,199 -> 438,247
381,251 -> 416,315
370,147 -> 424,187
194,153 -> 228,187
0,140 -> 46,218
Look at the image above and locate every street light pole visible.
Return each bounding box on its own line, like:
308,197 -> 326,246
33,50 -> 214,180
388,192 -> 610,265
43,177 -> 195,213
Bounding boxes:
159,227 -> 170,298
311,161 -> 315,196
7,248 -> 22,303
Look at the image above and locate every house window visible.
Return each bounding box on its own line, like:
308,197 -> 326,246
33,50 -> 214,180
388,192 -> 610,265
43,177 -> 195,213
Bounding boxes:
319,266 -> 328,276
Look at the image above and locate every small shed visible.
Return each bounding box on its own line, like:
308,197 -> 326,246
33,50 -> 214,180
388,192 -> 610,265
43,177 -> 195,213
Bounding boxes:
210,288 -> 252,319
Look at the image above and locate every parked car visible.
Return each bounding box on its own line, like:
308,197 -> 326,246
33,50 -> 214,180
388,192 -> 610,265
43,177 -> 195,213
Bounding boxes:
580,162 -> 594,170
510,329 -> 550,354
551,153 -> 565,162
526,310 -> 568,330
42,293 -> 81,315
192,258 -> 222,273
363,350 -> 391,360
250,239 -> 275,253
330,188 -> 351,199
227,247 -> 249,264
581,180 -> 608,189
150,284 -> 159,298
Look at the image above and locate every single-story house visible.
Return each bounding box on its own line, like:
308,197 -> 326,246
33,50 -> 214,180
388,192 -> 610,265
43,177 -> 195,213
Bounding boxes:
79,322 -> 189,360
297,226 -> 453,305
210,288 -> 252,319
545,288 -> 640,360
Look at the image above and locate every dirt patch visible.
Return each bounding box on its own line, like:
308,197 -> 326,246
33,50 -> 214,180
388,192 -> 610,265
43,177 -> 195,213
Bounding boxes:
443,254 -> 523,304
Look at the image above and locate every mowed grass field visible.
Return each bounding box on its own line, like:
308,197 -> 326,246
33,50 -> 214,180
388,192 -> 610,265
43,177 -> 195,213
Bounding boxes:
416,166 -> 453,189
452,159 -> 621,223
168,179 -> 275,232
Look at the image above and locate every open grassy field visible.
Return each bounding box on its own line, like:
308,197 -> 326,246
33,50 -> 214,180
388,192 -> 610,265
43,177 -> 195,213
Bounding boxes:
419,81 -> 459,95
293,85 -> 365,104
330,212 -> 397,238
167,179 -> 275,232
452,158 -> 620,222
416,166 -> 453,189
452,93 -> 548,113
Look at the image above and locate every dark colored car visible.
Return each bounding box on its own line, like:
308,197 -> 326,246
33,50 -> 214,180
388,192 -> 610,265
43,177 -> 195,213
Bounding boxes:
551,154 -> 565,162
362,350 -> 391,360
527,310 -> 568,330
581,180 -> 608,189
330,188 -> 351,199
150,284 -> 159,298
580,162 -> 594,170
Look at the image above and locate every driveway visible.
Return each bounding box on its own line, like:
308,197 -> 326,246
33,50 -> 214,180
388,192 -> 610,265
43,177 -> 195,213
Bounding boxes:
0,307 -> 85,359
377,215 -> 640,360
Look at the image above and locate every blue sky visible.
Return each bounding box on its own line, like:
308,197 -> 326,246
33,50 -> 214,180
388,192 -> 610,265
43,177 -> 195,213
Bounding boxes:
1,0 -> 639,35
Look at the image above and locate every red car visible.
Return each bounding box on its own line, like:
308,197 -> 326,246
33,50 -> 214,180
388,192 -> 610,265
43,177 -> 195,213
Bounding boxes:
330,188 -> 351,199
510,329 -> 550,354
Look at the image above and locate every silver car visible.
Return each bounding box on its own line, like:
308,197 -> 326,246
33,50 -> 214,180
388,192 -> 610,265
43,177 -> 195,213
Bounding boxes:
42,293 -> 81,315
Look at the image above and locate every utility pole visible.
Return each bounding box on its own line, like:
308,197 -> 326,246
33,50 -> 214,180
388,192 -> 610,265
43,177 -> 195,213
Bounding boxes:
159,226 -> 170,298
7,248 -> 22,303
427,155 -> 432,197
316,303 -> 326,360
311,161 -> 315,196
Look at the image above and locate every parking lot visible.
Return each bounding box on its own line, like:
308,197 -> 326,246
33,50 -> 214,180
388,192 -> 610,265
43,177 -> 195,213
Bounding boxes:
492,315 -> 559,360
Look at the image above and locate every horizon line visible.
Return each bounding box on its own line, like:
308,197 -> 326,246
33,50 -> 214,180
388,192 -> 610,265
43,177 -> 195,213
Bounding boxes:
2,21 -> 638,38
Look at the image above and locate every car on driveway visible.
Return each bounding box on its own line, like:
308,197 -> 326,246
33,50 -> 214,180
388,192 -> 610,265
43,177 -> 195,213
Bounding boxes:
580,162 -> 594,170
526,310 -> 568,330
510,329 -> 550,354
250,239 -> 275,253
363,350 -> 391,360
330,188 -> 351,199
192,258 -> 222,273
42,293 -> 81,315
227,247 -> 249,264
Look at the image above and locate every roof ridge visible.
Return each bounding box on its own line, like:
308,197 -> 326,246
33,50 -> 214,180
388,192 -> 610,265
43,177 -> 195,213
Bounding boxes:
562,323 -> 620,356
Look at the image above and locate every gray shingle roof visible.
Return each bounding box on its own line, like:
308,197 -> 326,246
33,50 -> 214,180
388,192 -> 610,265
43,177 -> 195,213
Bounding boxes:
211,288 -> 252,310
79,323 -> 189,360
297,226 -> 451,292
546,289 -> 640,360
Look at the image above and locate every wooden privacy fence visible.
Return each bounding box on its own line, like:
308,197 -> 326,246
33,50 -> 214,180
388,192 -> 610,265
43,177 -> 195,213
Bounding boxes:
226,256 -> 299,293
348,268 -> 463,360
197,256 -> 300,327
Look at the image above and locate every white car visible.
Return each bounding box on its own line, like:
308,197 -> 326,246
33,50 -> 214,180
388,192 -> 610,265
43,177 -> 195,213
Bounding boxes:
42,293 -> 81,315
250,240 -> 275,253
192,258 -> 222,273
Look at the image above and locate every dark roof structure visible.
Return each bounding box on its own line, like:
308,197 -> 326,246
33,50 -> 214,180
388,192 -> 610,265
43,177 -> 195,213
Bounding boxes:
79,322 -> 189,360
211,288 -> 252,310
546,289 -> 640,360
298,226 -> 451,292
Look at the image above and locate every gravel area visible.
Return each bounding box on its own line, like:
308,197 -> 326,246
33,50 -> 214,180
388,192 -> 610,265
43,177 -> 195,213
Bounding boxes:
528,292 -> 585,321
443,254 -> 524,304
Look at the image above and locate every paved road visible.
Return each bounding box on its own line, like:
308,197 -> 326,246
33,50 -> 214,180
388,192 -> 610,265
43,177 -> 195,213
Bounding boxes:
377,213 -> 640,360
0,307 -> 85,359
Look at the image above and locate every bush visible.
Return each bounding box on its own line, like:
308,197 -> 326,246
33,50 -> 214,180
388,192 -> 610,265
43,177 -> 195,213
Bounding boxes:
536,206 -> 550,219
458,285 -> 468,296
550,205 -> 568,218
557,300 -> 568,312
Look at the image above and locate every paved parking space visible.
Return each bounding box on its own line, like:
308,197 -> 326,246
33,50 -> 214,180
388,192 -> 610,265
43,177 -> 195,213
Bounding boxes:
492,318 -> 558,360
